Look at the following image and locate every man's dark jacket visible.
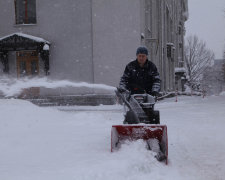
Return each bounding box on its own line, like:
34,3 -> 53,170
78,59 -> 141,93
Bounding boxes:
119,59 -> 161,95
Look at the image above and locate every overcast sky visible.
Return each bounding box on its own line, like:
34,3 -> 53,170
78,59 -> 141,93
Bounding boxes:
186,0 -> 225,59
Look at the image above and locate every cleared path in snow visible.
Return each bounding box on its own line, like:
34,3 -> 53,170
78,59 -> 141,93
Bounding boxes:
0,95 -> 225,180
157,96 -> 225,180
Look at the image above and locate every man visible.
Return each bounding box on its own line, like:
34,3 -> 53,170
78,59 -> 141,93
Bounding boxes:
119,46 -> 161,96
118,47 -> 166,161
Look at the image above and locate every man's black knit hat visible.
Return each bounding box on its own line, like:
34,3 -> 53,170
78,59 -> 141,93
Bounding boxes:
136,46 -> 148,56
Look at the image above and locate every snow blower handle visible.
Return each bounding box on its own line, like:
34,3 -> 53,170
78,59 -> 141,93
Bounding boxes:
151,91 -> 160,102
115,87 -> 133,108
116,87 -> 131,100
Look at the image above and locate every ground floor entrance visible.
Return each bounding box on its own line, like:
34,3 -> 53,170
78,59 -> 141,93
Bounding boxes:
0,32 -> 50,76
16,50 -> 39,77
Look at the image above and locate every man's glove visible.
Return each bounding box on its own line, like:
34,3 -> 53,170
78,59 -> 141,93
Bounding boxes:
117,87 -> 130,100
151,91 -> 160,97
117,87 -> 127,93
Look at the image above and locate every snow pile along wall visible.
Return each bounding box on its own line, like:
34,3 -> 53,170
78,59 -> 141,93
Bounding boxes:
0,77 -> 116,97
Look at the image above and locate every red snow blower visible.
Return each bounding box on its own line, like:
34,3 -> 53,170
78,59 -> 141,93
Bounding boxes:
112,88 -> 168,164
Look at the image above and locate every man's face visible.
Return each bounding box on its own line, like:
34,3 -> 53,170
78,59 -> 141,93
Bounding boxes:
137,54 -> 147,66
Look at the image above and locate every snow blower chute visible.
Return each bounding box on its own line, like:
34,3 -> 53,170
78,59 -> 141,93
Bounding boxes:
112,89 -> 168,164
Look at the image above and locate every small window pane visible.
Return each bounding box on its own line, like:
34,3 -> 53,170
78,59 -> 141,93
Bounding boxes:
31,60 -> 38,75
27,0 -> 36,24
15,0 -> 26,24
19,61 -> 27,76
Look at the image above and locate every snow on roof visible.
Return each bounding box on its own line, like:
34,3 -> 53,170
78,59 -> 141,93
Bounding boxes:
167,42 -> 174,46
43,44 -> 50,50
0,32 -> 50,44
175,67 -> 186,73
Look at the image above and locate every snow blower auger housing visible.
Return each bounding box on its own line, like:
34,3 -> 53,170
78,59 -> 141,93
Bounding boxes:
112,88 -> 168,164
111,125 -> 168,164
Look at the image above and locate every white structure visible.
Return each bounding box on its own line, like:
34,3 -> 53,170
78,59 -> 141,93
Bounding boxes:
202,59 -> 225,95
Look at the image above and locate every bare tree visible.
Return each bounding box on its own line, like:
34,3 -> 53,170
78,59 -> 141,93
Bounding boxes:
184,35 -> 215,88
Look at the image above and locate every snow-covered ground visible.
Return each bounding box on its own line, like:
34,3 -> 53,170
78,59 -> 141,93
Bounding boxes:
0,95 -> 225,180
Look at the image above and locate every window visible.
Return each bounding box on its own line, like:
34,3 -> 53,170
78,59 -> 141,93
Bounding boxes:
15,0 -> 36,24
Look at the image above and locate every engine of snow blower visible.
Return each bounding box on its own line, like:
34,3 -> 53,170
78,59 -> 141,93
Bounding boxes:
112,88 -> 168,164
123,93 -> 160,125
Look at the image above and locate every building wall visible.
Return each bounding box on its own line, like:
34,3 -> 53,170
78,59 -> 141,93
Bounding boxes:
0,0 -> 94,82
92,0 -> 141,86
0,0 -> 188,94
141,0 -> 188,92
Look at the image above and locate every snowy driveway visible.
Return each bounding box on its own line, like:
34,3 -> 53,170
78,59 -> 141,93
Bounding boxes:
0,95 -> 225,180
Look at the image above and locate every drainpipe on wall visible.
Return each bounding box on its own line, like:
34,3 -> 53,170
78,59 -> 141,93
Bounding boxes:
161,0 -> 166,92
158,0 -> 163,92
90,0 -> 95,84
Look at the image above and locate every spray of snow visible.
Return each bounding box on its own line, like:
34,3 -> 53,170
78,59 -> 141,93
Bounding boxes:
78,140 -> 179,180
0,77 -> 116,97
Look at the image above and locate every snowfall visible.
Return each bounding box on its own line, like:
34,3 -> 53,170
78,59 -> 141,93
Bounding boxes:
0,81 -> 225,180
